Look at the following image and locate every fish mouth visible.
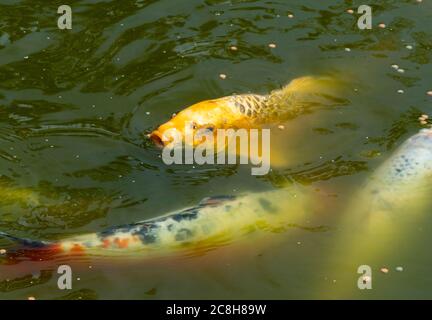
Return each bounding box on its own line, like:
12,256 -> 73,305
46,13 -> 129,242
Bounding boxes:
149,131 -> 165,148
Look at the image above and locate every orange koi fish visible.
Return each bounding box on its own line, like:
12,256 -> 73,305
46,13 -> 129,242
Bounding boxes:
149,76 -> 347,147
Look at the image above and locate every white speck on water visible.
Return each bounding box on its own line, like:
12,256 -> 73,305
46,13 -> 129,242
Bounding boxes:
344,47 -> 351,52
397,68 -> 405,73
396,266 -> 404,272
391,64 -> 399,70
24,56 -> 29,59
380,267 -> 389,274
406,45 -> 413,50
397,89 -> 404,94
146,111 -> 150,115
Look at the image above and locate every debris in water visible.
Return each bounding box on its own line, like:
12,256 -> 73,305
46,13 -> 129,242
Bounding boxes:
278,125 -> 285,130
396,266 -> 404,272
268,43 -> 277,48
380,267 -> 389,274
378,23 -> 386,28
229,46 -> 238,51
347,9 -> 354,14
219,74 -> 227,80
0,249 -> 6,254
28,296 -> 36,300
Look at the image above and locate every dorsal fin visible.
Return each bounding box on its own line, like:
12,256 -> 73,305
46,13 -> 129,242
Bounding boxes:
198,195 -> 236,207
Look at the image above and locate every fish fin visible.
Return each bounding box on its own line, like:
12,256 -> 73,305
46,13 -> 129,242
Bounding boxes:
279,76 -> 325,95
267,76 -> 349,114
198,195 -> 236,207
0,231 -> 52,248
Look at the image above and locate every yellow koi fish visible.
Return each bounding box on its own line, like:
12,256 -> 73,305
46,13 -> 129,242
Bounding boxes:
150,76 -> 347,147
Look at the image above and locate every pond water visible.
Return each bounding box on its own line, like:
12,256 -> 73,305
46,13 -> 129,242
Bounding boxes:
0,0 -> 432,299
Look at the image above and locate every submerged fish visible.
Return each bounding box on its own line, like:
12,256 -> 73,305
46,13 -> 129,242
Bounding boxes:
361,127 -> 432,216
318,128 -> 432,298
149,76 -> 347,147
0,188 -> 311,259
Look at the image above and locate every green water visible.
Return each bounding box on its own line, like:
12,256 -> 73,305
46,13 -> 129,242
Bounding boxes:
0,0 -> 432,300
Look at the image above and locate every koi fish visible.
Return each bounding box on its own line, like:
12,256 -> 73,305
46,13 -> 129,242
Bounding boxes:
0,188 -> 311,259
319,127 -> 432,298
149,76 -> 347,147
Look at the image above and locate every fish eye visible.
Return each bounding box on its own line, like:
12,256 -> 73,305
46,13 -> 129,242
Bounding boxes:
206,126 -> 214,132
191,122 -> 197,130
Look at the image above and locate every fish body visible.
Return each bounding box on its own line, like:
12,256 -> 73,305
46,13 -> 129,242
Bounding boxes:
362,128 -> 432,214
1,189 -> 309,258
319,128 -> 432,298
150,76 -> 346,146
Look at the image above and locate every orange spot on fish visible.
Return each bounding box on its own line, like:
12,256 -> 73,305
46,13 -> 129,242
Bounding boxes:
114,238 -> 129,248
102,239 -> 111,248
70,243 -> 85,253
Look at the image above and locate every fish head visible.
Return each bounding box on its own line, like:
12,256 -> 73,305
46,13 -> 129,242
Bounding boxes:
149,98 -> 251,147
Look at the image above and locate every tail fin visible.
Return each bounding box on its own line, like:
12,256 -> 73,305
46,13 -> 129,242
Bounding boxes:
0,232 -> 61,264
267,76 -> 350,115
0,231 -> 52,248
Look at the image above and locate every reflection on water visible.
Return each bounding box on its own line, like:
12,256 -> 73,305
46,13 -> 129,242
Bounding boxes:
0,0 -> 431,299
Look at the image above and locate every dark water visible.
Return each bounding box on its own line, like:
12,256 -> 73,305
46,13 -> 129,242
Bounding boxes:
0,0 -> 432,299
